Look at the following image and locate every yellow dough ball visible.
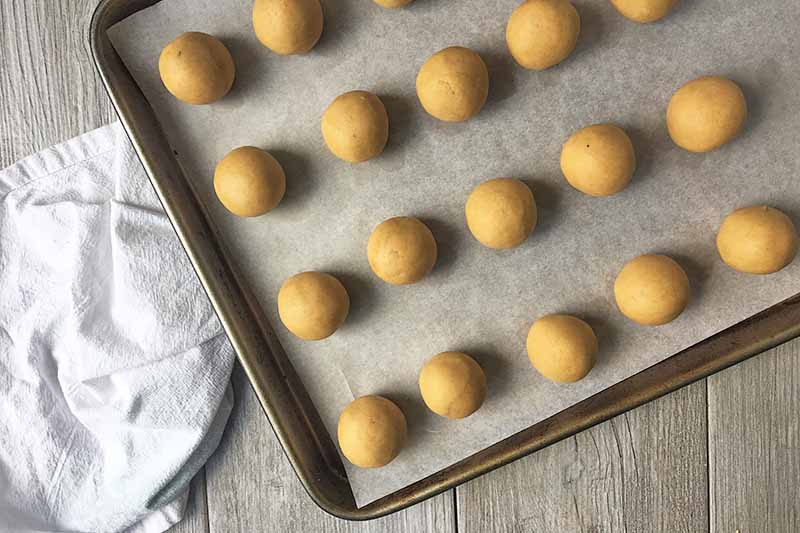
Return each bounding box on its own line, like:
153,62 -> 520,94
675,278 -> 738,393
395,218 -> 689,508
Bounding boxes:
321,91 -> 389,163
214,147 -> 286,217
158,32 -> 235,105
277,272 -> 349,340
419,352 -> 487,419
716,206 -> 798,274
373,0 -> 414,7
526,314 -> 597,383
367,217 -> 438,285
252,0 -> 323,55
609,0 -> 677,23
667,76 -> 748,153
465,178 -> 537,249
416,47 -> 489,122
337,395 -> 407,468
506,0 -> 580,71
560,124 -> 636,197
614,254 -> 690,326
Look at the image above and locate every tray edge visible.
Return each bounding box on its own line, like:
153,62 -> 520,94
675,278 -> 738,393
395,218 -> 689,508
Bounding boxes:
88,0 -> 800,520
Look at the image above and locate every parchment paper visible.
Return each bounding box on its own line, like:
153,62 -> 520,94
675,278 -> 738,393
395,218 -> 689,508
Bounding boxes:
108,0 -> 800,506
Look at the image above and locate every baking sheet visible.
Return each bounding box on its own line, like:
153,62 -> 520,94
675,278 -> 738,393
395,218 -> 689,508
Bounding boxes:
107,0 -> 800,506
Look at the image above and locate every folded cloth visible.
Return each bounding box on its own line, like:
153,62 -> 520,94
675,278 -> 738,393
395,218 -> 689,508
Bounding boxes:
0,123 -> 235,533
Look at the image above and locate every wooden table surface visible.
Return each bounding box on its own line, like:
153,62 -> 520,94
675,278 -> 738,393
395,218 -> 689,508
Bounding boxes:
2,1 -> 798,531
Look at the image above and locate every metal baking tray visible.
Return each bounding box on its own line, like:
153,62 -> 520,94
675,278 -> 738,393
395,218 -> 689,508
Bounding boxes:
90,0 -> 800,520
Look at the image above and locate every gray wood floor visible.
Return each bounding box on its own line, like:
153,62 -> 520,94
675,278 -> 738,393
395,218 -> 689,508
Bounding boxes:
1,1 -> 798,531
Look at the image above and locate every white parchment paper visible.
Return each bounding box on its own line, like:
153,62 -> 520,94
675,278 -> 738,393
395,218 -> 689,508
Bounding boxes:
108,0 -> 800,506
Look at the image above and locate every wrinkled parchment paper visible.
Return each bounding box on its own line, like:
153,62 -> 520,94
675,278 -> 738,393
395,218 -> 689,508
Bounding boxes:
108,0 -> 800,506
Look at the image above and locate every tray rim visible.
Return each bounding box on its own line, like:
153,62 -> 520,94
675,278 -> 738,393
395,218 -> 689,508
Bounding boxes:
90,0 -> 800,520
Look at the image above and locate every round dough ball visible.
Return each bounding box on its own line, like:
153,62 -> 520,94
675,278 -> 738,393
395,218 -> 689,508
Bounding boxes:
609,0 -> 677,23
716,206 -> 798,274
667,76 -> 747,153
277,272 -> 349,340
506,0 -> 580,71
419,352 -> 487,419
465,178 -> 537,249
614,254 -> 690,326
321,91 -> 389,163
416,47 -> 489,122
526,314 -> 597,383
368,217 -> 437,285
373,0 -> 414,7
158,32 -> 235,105
214,147 -> 286,217
252,0 -> 323,55
337,395 -> 407,468
560,124 -> 636,197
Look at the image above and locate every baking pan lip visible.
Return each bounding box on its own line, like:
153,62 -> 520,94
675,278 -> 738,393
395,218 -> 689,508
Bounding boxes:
89,0 -> 800,521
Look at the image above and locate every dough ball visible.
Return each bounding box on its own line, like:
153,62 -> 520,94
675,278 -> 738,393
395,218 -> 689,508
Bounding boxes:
560,124 -> 636,197
667,76 -> 747,153
214,147 -> 286,217
609,0 -> 677,23
506,0 -> 580,71
416,47 -> 489,122
158,32 -> 235,105
465,178 -> 537,249
526,314 -> 597,383
716,206 -> 798,274
419,352 -> 487,419
368,217 -> 437,285
337,395 -> 407,468
321,91 -> 389,163
253,0 -> 323,55
614,254 -> 690,326
373,0 -> 414,7
277,272 -> 349,340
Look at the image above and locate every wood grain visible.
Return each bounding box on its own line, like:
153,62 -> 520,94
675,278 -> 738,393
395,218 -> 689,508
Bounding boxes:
169,472 -> 210,533
204,364 -> 455,533
708,341 -> 800,533
456,381 -> 709,533
0,0 -> 115,168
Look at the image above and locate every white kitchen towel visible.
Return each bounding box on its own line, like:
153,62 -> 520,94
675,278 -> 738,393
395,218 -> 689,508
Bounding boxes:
0,122 -> 236,533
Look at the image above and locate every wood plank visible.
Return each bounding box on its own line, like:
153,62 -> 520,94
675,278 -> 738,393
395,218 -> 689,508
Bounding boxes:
708,338 -> 800,533
168,471 -> 210,533
457,380 -> 709,532
205,363 -> 456,533
0,0 -> 115,168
